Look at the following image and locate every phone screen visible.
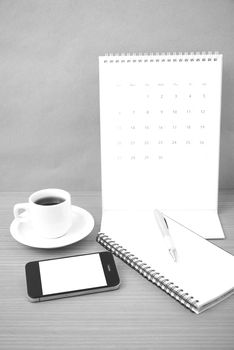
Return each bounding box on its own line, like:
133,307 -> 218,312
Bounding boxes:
39,253 -> 107,295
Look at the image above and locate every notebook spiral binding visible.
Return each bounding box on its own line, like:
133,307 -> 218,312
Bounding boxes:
97,232 -> 199,313
102,52 -> 220,63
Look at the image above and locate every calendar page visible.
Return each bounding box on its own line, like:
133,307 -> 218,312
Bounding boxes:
99,53 -> 224,238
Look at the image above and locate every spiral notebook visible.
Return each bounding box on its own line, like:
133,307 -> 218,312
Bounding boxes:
99,52 -> 224,238
97,211 -> 234,314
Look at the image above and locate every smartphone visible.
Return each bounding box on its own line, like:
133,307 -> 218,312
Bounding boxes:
25,251 -> 120,302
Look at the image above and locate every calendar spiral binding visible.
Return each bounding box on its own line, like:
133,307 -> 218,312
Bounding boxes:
102,51 -> 221,63
97,232 -> 199,313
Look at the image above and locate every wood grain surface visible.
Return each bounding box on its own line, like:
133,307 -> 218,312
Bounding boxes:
1,191 -> 234,350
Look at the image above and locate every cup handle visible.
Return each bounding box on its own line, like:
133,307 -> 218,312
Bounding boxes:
14,203 -> 30,222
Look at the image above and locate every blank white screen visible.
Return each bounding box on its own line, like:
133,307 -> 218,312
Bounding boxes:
39,254 -> 107,295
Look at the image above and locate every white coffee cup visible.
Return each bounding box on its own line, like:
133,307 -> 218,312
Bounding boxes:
13,189 -> 72,239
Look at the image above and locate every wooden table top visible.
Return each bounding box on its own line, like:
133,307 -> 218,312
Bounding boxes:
1,191 -> 234,350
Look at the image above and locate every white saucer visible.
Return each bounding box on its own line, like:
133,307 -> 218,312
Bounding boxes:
10,205 -> 95,249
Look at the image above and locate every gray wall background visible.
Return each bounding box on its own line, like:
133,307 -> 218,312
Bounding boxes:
0,0 -> 234,191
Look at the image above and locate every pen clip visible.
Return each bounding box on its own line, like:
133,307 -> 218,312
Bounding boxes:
164,217 -> 169,229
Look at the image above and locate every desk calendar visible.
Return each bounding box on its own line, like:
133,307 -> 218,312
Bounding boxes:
99,52 -> 224,239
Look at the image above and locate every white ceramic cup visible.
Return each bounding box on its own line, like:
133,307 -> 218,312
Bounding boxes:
13,189 -> 72,239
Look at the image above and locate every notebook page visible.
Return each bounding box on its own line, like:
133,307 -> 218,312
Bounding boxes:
101,210 -> 234,306
99,54 -> 222,212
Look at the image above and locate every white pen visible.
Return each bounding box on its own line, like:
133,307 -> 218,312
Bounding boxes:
153,209 -> 177,262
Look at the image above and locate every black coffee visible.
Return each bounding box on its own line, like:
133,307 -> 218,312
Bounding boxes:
34,196 -> 65,206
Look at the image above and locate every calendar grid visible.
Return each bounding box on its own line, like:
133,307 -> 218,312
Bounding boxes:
99,53 -> 222,212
